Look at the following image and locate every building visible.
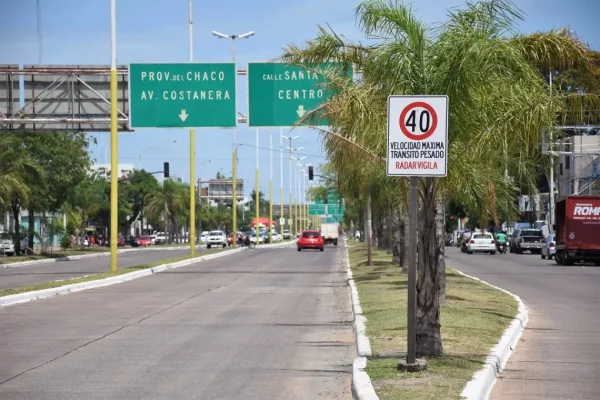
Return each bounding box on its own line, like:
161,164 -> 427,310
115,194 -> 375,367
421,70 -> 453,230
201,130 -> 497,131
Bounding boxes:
203,179 -> 244,207
556,135 -> 600,200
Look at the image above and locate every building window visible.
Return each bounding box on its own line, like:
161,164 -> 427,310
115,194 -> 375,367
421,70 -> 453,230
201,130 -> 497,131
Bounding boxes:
560,163 -> 563,175
566,155 -> 570,170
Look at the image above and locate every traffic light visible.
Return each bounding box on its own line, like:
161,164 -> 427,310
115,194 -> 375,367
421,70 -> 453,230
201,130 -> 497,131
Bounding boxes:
308,166 -> 314,180
164,162 -> 170,178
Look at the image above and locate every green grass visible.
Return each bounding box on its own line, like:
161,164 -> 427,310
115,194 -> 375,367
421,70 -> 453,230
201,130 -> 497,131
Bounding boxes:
0,247 -> 229,298
0,247 -> 112,265
348,242 -> 517,400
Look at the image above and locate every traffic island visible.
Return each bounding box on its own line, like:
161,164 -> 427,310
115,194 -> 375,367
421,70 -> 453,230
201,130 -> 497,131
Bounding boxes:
348,242 -> 518,400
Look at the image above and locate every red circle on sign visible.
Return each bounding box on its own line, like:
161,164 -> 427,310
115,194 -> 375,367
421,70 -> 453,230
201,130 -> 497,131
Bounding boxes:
399,101 -> 438,141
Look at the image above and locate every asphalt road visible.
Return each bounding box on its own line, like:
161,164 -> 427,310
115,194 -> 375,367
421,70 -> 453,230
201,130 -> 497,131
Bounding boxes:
0,247 -> 210,291
446,247 -> 600,400
0,244 -> 354,400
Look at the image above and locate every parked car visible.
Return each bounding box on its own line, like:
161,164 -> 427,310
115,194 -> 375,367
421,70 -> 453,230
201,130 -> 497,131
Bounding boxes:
138,235 -> 152,247
283,229 -> 291,240
249,233 -> 265,244
207,230 -> 227,249
510,228 -> 544,254
297,230 -> 324,252
541,233 -> 556,260
154,232 -> 167,245
0,232 -> 28,256
466,232 -> 496,255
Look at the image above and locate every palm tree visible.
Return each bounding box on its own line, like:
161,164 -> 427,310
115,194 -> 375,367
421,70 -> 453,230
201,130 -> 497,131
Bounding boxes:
0,136 -> 44,254
280,0 -> 595,356
144,179 -> 188,243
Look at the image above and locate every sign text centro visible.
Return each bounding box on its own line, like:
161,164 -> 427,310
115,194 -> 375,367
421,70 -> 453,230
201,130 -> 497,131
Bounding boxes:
128,63 -> 236,128
386,95 -> 448,177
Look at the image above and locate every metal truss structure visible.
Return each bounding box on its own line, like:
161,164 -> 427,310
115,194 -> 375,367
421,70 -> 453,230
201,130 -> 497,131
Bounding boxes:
0,65 -> 130,132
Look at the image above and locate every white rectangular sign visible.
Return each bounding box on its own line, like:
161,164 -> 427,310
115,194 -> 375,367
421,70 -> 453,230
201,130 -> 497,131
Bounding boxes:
387,95 -> 448,177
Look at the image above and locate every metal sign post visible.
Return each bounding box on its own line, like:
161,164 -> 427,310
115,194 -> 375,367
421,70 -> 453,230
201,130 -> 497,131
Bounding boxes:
387,95 -> 448,366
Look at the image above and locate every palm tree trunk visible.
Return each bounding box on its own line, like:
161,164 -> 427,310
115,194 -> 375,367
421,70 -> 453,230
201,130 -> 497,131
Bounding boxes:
11,200 -> 21,255
416,178 -> 443,357
386,209 -> 393,254
377,213 -> 385,250
402,209 -> 409,273
366,191 -> 373,266
392,207 -> 402,265
436,197 -> 447,307
28,208 -> 35,252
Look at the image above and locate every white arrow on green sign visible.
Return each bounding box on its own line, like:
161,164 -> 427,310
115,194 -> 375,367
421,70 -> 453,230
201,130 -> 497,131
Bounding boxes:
128,63 -> 237,128
247,62 -> 352,127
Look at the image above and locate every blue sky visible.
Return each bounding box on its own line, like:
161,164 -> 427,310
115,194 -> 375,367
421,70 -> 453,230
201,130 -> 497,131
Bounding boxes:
2,0 -> 598,202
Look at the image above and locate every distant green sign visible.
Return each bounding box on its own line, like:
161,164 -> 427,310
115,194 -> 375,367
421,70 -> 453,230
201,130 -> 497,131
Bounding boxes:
128,63 -> 236,128
247,62 -> 352,127
309,204 -> 327,215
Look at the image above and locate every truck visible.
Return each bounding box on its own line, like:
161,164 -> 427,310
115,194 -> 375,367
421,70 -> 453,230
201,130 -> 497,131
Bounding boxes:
554,195 -> 600,266
320,223 -> 339,246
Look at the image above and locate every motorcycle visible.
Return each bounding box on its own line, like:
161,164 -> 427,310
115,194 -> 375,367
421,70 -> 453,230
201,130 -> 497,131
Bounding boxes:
497,242 -> 507,254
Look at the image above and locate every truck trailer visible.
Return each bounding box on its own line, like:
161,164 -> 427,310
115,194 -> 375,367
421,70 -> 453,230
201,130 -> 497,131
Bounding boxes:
554,195 -> 600,266
320,223 -> 339,246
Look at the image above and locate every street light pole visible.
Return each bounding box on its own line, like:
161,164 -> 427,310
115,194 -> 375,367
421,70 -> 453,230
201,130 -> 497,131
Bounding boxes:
109,0 -> 118,273
255,128 -> 260,245
212,29 -> 255,248
188,0 -> 196,255
269,128 -> 273,243
282,134 -> 300,236
279,128 -> 284,238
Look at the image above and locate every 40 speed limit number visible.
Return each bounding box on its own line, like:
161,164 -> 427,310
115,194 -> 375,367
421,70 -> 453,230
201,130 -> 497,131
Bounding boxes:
386,96 -> 448,177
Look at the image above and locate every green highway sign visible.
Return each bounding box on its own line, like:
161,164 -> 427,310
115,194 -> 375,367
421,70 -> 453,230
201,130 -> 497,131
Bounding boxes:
129,63 -> 236,128
309,204 -> 345,216
247,62 -> 352,127
309,204 -> 327,215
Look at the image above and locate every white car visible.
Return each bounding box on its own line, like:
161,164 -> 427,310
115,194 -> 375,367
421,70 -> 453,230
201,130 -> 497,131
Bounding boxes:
467,232 -> 496,255
154,232 -> 167,245
249,233 -> 265,244
282,229 -> 291,240
199,231 -> 209,244
0,235 -> 28,256
272,233 -> 282,242
207,230 -> 227,249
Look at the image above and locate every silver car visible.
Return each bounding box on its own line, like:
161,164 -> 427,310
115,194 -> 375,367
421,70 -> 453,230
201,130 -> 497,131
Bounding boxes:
541,233 -> 556,260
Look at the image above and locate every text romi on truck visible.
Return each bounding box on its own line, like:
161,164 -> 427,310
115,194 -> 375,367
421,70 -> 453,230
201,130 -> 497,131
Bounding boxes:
554,195 -> 600,266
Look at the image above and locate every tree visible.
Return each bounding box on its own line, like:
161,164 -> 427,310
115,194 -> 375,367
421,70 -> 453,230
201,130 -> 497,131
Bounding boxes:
280,0 -> 594,356
0,136 -> 44,254
67,174 -> 107,247
144,179 -> 188,243
248,190 -> 268,216
17,132 -> 92,250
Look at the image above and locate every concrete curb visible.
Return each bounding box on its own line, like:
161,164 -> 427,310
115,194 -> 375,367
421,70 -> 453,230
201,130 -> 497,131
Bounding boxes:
0,247 -> 246,308
1,245 -> 207,269
344,238 -> 379,400
455,269 -> 529,400
352,357 -> 380,400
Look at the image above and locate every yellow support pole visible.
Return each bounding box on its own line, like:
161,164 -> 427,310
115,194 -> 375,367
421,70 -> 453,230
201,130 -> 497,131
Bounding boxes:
109,70 -> 118,273
232,149 -> 237,248
189,129 -> 196,257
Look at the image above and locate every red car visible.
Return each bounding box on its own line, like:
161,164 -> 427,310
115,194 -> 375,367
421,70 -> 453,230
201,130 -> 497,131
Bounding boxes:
138,235 -> 152,247
297,230 -> 324,252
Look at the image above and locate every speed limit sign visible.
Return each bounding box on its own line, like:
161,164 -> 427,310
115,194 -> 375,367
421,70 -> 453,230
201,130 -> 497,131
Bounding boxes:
387,95 -> 448,176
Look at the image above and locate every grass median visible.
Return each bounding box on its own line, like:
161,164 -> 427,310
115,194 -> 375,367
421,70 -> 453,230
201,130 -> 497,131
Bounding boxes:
0,247 -> 231,298
0,247 -> 111,265
348,241 -> 517,400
